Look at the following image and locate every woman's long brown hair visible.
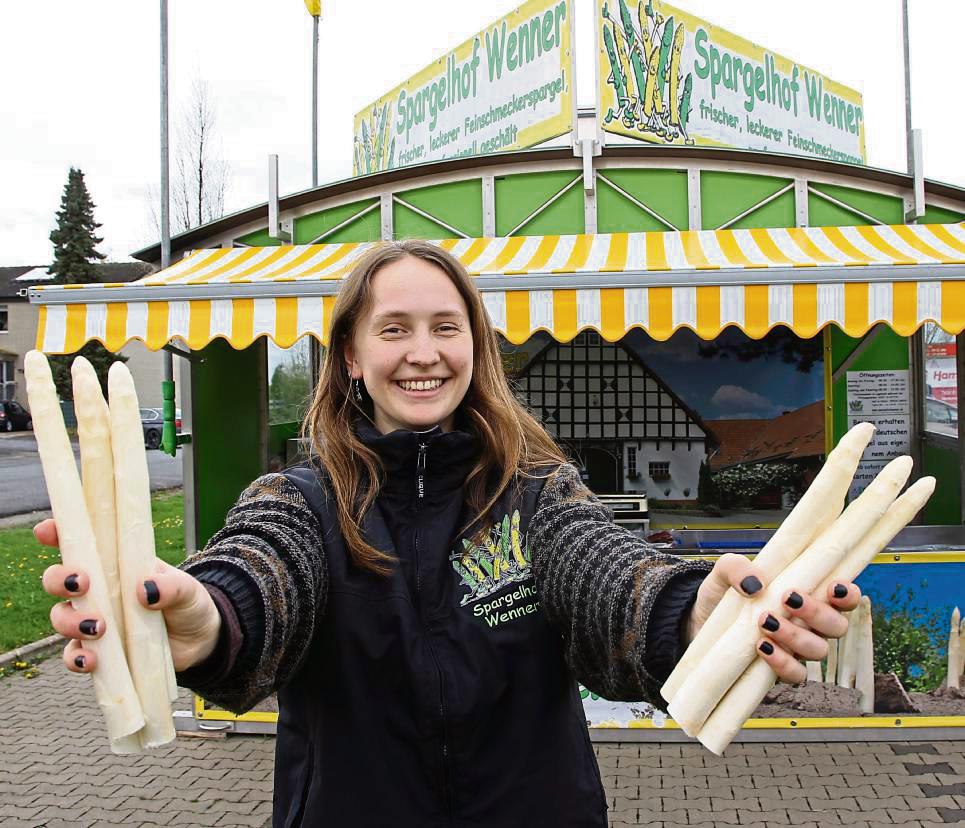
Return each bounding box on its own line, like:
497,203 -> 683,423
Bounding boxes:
301,239 -> 567,575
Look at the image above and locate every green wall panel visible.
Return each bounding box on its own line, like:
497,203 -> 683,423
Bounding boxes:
728,191 -> 795,230
495,171 -> 583,236
597,169 -> 688,232
190,339 -> 267,548
236,228 -> 282,247
829,325 -> 909,450
700,172 -> 792,230
295,199 -> 380,244
922,205 -> 965,224
395,179 -> 483,238
921,441 -> 961,525
808,183 -> 903,226
393,203 -> 462,240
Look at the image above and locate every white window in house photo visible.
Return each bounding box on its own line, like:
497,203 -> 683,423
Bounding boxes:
922,322 -> 958,438
626,445 -> 638,478
649,461 -> 670,480
0,305 -> 8,333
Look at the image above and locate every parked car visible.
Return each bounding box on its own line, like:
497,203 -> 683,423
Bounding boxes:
926,396 -> 958,438
0,400 -> 32,432
141,407 -> 182,450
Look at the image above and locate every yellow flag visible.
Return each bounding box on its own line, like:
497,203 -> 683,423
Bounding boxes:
304,0 -> 321,15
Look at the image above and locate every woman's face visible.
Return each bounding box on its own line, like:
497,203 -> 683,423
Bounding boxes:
345,255 -> 474,434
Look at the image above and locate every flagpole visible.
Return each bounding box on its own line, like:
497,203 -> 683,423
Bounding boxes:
312,13 -> 319,188
901,0 -> 913,175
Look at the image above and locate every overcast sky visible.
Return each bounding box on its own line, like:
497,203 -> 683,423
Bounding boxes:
1,0 -> 961,265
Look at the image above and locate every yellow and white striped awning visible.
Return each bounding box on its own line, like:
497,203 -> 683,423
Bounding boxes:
31,223 -> 965,353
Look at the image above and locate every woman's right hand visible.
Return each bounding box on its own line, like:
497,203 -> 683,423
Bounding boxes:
36,519 -> 223,675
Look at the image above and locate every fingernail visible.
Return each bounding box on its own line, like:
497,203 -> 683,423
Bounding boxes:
64,574 -> 79,593
74,655 -> 86,669
759,641 -> 774,655
144,580 -> 160,606
763,614 -> 780,632
79,619 -> 99,636
833,583 -> 848,599
740,575 -> 762,595
785,591 -> 804,610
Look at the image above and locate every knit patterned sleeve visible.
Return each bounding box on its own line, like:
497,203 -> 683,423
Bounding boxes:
176,473 -> 327,714
528,463 -> 712,706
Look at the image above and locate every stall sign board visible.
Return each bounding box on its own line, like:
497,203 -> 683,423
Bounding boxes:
597,0 -> 866,165
353,0 -> 574,175
846,370 -> 911,500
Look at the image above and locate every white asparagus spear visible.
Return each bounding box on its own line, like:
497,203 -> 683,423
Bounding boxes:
825,638 -> 838,685
949,607 -> 961,691
661,422 -> 875,702
805,660 -> 823,682
696,475 -> 935,755
71,357 -> 143,755
855,596 -> 875,713
668,455 -> 913,735
109,362 -> 177,748
959,619 -> 965,686
837,608 -> 858,689
24,351 -> 146,748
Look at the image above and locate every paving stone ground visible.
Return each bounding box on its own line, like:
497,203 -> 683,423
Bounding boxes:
1,656 -> 963,827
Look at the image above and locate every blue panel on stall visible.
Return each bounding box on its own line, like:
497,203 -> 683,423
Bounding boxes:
857,561 -> 965,623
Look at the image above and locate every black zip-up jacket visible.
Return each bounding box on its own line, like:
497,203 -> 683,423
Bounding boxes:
176,421 -> 712,828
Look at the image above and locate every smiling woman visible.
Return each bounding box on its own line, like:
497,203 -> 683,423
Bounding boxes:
344,256 -> 474,435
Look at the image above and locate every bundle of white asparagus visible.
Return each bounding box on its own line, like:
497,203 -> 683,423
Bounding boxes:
25,350 -> 177,753
661,422 -> 935,754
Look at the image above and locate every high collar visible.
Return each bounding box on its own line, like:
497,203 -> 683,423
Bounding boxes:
355,415 -> 481,499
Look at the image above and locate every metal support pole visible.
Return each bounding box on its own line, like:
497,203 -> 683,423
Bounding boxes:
160,1 -> 170,273
312,14 -> 319,188
958,332 -> 965,525
160,0 -> 176,457
902,0 -> 914,175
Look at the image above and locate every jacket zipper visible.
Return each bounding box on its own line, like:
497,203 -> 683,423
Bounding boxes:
414,442 -> 453,823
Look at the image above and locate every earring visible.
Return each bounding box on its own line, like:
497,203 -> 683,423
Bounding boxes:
354,378 -> 363,402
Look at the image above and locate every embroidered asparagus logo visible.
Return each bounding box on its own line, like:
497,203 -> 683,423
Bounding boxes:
451,510 -> 532,606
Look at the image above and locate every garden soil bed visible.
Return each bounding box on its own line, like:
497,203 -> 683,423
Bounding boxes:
750,676 -> 965,718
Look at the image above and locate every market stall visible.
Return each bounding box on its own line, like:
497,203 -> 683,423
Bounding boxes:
28,139 -> 965,741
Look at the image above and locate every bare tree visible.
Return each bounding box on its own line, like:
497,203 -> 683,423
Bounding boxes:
174,78 -> 229,232
147,76 -> 230,236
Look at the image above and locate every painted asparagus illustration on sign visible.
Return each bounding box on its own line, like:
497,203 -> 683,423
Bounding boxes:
602,0 -> 693,144
451,510 -> 532,606
598,0 -> 865,164
355,101 -> 397,175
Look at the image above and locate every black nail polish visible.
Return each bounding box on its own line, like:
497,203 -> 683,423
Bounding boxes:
74,655 -> 86,669
833,583 -> 848,599
759,641 -> 774,655
144,580 -> 160,606
785,592 -> 804,610
79,619 -> 98,636
740,575 -> 763,595
64,574 -> 79,593
763,614 -> 780,632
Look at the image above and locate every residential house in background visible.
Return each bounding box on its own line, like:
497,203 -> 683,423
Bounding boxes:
705,400 -> 825,507
0,262 -> 170,409
511,330 -> 714,501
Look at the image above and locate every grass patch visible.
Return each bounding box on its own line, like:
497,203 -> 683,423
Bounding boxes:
0,489 -> 186,653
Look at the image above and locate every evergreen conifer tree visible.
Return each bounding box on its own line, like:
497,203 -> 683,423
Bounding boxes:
47,168 -> 125,401
49,168 -> 106,284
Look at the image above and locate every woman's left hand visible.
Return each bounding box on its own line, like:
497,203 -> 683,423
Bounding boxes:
684,553 -> 861,685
